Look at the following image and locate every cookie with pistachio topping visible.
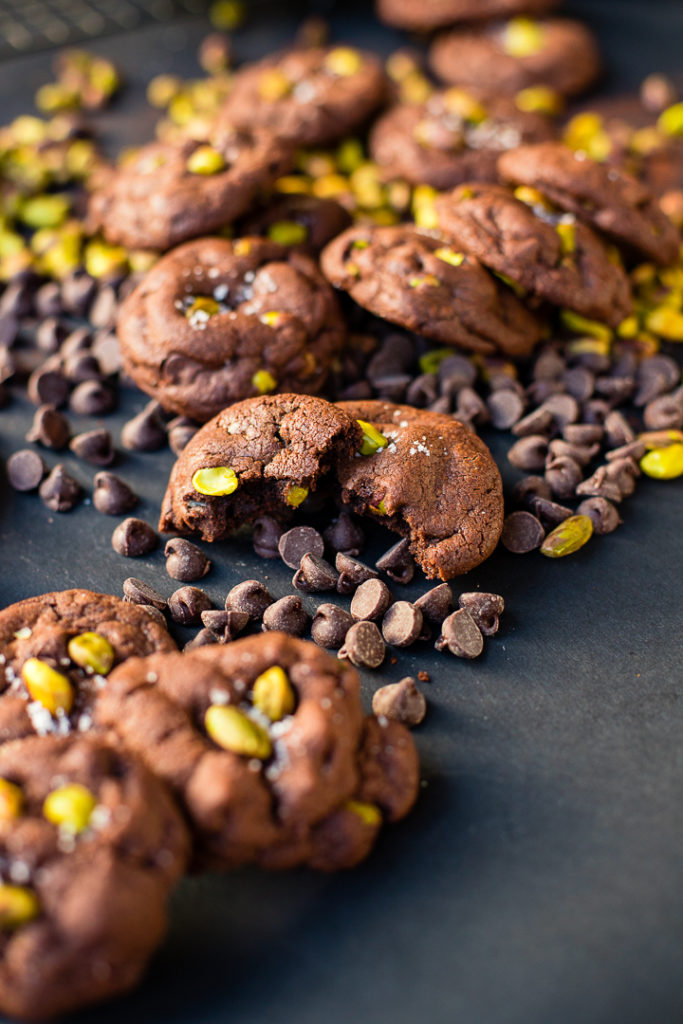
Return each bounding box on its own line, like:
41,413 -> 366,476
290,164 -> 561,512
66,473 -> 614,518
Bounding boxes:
117,237 -> 346,422
94,633 -> 419,870
376,0 -> 560,31
0,590 -> 175,747
87,128 -> 294,251
159,393 -> 362,540
498,142 -> 681,265
320,224 -> 545,357
429,18 -> 601,99
217,46 -> 387,147
0,734 -> 189,1020
369,87 -> 555,192
239,194 -> 352,254
335,400 -> 504,580
435,183 -> 633,327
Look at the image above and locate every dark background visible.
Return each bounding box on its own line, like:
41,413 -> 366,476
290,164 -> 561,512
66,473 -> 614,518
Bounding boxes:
0,3 -> 682,1024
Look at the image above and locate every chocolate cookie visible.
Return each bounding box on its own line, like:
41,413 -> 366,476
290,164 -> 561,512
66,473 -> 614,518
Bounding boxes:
435,183 -> 633,327
369,88 -> 555,191
95,634 -> 418,869
240,194 -> 352,254
159,394 -> 361,540
87,129 -> 294,251
0,589 -> 175,747
498,142 -> 681,265
117,237 -> 346,422
376,0 -> 560,32
0,734 -> 188,1020
430,18 -> 601,99
218,47 -> 387,147
335,400 -> 504,579
320,224 -> 544,357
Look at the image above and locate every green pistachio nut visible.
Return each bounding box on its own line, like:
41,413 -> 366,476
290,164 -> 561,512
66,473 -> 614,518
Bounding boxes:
252,666 -> 295,721
204,705 -> 272,758
67,632 -> 115,676
192,466 -> 239,496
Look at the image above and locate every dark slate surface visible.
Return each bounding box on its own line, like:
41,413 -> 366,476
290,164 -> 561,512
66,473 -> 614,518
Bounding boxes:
0,3 -> 682,1023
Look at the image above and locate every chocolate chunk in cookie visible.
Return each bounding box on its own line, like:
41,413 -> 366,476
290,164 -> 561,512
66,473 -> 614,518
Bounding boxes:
159,394 -> 361,540
435,183 -> 633,327
369,87 -> 555,191
335,400 -> 504,579
0,590 -> 175,747
377,0 -> 560,32
321,224 -> 544,357
498,142 -> 681,265
430,18 -> 601,99
0,734 -> 188,1020
117,237 -> 346,422
218,47 -> 387,147
88,128 -> 294,251
240,194 -> 352,254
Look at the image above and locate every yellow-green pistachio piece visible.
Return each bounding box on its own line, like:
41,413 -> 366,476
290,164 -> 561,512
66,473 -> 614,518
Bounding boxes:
252,369 -> 278,394
252,666 -> 295,721
368,498 -> 388,516
67,632 -> 115,676
513,185 -> 552,210
258,69 -> 292,101
325,47 -> 362,77
0,885 -> 40,931
502,17 -> 546,57
186,296 -> 220,319
645,306 -> 683,340
192,466 -> 239,496
560,310 -> 612,342
638,429 -> 683,449
357,419 -> 388,456
0,779 -> 23,822
556,221 -> 576,256
233,238 -> 252,256
285,485 -> 309,508
617,315 -> 640,339
21,658 -> 74,715
639,443 -> 683,480
209,0 -> 245,30
146,74 -> 183,109
186,145 -> 226,175
267,220 -> 308,246
515,85 -> 563,115
434,247 -> 464,267
43,783 -> 97,834
540,514 -> 593,558
20,194 -> 70,229
259,311 -> 287,327
345,800 -> 382,826
204,705 -> 272,758
442,87 -> 487,123
419,348 -> 457,374
657,102 -> 683,137
409,273 -> 440,288
83,240 -> 128,279
336,138 -> 365,174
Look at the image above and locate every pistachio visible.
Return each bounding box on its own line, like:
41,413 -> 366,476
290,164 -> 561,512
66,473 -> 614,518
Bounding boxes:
514,185 -> 552,210
352,239 -> 370,250
419,348 -> 457,374
267,220 -> 308,246
566,336 -> 611,359
560,310 -> 612,342
442,87 -> 487,123
209,0 -> 245,30
515,85 -> 563,115
357,419 -> 388,456
0,779 -> 23,822
20,194 -> 70,229
336,138 -> 365,174
67,631 -> 115,676
186,145 -> 226,175
204,705 -> 271,758
252,666 -> 295,721
285,485 -> 309,507
35,82 -> 80,113
638,429 -> 683,449
502,17 -> 546,57
344,260 -> 360,278
412,184 -> 438,229
556,221 -> 576,256
325,47 -> 362,77
657,102 -> 683,137
368,498 -> 388,516
252,369 -> 277,393
0,885 -> 40,931
258,69 -> 292,102
617,315 -> 640,339
409,274 -> 440,288
186,296 -> 220,320
434,247 -> 464,267
645,306 -> 683,340
540,514 -> 593,558
43,783 -> 97,833
639,443 -> 683,479
345,800 -> 382,826
146,74 -> 183,109
83,240 -> 128,279
21,658 -> 74,715
233,238 -> 252,256
259,311 -> 287,327
311,173 -> 349,199
192,466 -> 239,496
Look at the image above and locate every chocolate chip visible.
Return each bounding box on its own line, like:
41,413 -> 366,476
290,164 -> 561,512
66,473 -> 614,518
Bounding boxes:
594,375 -> 634,405
93,472 -> 137,515
575,466 -> 623,502
414,583 -> 452,626
0,314 -> 19,349
121,401 -> 167,451
35,316 -> 65,353
562,366 -> 595,403
164,538 -> 211,581
351,578 -> 393,622
61,272 -> 96,316
435,609 -> 484,659
634,355 -> 679,407
406,373 -> 438,408
526,378 -> 565,405
643,391 -> 683,431
184,627 -> 217,650
582,398 -> 611,425
69,380 -> 116,416
0,281 -> 31,318
381,601 -> 422,647
338,621 -> 385,669
122,577 -> 167,610
507,435 -> 549,471
438,353 -> 476,392
26,405 -> 70,450
62,352 -> 101,384
511,475 -> 552,507
34,283 -> 62,319
293,552 -> 338,593
501,511 -> 545,553
168,416 -> 199,455
562,423 -> 603,445
511,407 -> 554,438
6,449 -> 47,492
225,580 -> 274,620
539,393 -> 579,431
262,595 -> 309,636
89,285 -> 118,329
38,463 -> 82,512
27,367 -> 70,408
458,592 -> 504,637
604,456 -> 639,496
323,512 -> 365,556
60,327 -> 93,358
372,677 -> 426,726
548,438 -> 600,467
168,586 -> 213,626
335,552 -> 379,595
252,516 -> 283,559
69,428 -> 115,466
605,440 -> 646,463
200,609 -> 249,643
487,389 -> 525,429
533,348 -> 565,380
544,455 -> 583,500
576,497 -> 622,535
112,517 -> 158,557
454,386 -> 489,425
311,603 -> 354,649
91,330 -> 122,376
530,497 -> 573,528
376,538 -> 414,584
278,526 -> 324,570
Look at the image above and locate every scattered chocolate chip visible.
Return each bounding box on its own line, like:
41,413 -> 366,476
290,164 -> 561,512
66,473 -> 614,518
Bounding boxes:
576,497 -> 622,535
168,416 -> 199,455
62,352 -> 101,385
526,378 -> 565,405
60,327 -> 92,358
604,456 -> 639,496
35,316 -> 65,353
38,463 -> 82,512
643,391 -> 683,431
262,594 -> 309,636
112,517 -> 158,557
34,283 -> 62,319
200,609 -> 249,643
335,552 -> 379,595
91,330 -> 122,376
435,609 -> 484,659
311,603 -> 354,649
89,284 -> 118,329
562,423 -> 603,445
69,380 -> 116,416
0,315 -> 19,349
547,438 -> 600,466
183,627 -> 217,650
61,272 -> 96,316
539,393 -> 579,431
0,281 -> 31,318
164,538 -> 211,581
501,511 -> 545,553
278,525 -> 324,570
351,578 -> 393,622
381,601 -> 422,647
414,583 -> 453,626
544,454 -> 583,500
603,409 -> 635,448
487,389 -> 525,429
26,405 -> 70,450
69,428 -> 115,466
530,496 -> 573,528
122,577 -> 166,610
168,586 -> 213,626
252,516 -> 283,559
372,677 -> 426,726
533,348 -> 565,380
562,366 -> 595,403
605,440 -> 646,463
454,385 -> 489,425
6,449 -> 47,492
27,367 -> 70,408
458,592 -> 504,636
225,579 -> 274,620
511,475 -> 552,508
293,552 -> 338,592
121,401 -> 167,451
338,621 -> 385,669
93,471 -> 137,515
582,398 -> 611,425
137,604 -> 168,630
594,375 -> 634,405
507,435 -> 549,471
511,406 -> 554,437
575,466 -> 623,502
323,512 -> 365,556
376,538 -> 414,584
